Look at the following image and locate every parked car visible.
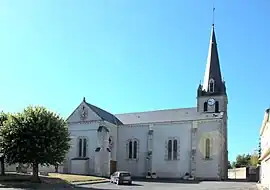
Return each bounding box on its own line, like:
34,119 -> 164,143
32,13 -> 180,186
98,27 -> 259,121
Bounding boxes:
110,171 -> 132,185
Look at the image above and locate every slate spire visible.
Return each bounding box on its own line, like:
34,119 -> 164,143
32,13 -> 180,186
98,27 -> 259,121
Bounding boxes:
200,24 -> 226,95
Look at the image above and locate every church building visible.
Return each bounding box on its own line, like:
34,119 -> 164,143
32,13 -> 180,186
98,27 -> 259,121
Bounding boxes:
64,24 -> 228,180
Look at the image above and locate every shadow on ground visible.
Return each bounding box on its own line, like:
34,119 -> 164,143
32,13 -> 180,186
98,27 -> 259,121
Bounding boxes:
119,183 -> 143,186
221,179 -> 257,183
132,177 -> 201,184
0,173 -> 117,190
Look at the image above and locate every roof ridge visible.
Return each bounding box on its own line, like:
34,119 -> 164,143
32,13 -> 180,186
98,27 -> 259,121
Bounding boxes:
115,107 -> 196,115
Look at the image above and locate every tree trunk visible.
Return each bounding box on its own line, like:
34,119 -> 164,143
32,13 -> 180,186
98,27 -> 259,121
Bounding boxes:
31,162 -> 40,183
55,164 -> 58,173
0,157 -> 4,175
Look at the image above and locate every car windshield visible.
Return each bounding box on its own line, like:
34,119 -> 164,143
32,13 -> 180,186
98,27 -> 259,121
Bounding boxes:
120,172 -> 131,177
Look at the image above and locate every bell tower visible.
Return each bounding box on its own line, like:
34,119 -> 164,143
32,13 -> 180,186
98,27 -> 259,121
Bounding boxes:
197,24 -> 227,114
197,21 -> 229,179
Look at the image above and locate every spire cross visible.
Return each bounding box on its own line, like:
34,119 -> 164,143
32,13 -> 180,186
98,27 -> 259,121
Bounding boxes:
212,5 -> 215,26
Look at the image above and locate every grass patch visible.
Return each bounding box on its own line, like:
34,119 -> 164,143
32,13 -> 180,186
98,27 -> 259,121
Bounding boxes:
0,173 -> 32,182
48,173 -> 106,183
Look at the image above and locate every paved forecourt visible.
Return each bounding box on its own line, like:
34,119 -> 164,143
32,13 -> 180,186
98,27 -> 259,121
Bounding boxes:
77,181 -> 259,190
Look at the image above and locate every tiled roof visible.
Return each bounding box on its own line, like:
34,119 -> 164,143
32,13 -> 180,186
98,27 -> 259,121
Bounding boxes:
115,107 -> 198,125
86,103 -> 123,125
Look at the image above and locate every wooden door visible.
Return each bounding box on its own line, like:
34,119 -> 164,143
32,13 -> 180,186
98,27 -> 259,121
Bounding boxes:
110,160 -> 117,175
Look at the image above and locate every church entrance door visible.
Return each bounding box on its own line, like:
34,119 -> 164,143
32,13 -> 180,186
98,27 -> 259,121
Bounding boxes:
110,160 -> 117,175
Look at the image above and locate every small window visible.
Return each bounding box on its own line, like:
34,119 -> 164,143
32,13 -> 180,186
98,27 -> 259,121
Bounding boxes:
215,101 -> 219,113
209,79 -> 215,93
204,102 -> 208,111
120,172 -> 131,177
78,137 -> 87,158
205,138 -> 211,159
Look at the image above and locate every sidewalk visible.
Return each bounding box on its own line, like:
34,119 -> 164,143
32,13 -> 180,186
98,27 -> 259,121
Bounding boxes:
256,183 -> 269,190
72,179 -> 109,185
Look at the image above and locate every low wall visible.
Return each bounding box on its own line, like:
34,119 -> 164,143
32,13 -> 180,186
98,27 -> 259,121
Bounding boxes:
228,166 -> 259,182
5,164 -> 17,172
228,167 -> 247,179
3,163 -> 63,174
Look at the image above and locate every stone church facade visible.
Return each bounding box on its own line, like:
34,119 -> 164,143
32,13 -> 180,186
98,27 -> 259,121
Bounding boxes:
64,24 -> 228,180
259,109 -> 270,188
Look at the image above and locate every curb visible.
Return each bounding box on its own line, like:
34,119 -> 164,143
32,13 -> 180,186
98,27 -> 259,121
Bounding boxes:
72,179 -> 109,185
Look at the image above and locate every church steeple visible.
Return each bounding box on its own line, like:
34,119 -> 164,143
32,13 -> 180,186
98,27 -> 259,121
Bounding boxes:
198,24 -> 226,96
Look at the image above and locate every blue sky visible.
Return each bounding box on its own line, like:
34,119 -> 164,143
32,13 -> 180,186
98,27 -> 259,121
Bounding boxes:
0,0 -> 269,162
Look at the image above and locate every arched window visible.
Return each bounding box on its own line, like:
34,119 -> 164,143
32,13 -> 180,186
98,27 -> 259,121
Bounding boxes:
173,140 -> 178,160
215,101 -> 219,113
127,139 -> 139,160
205,138 -> 211,159
133,141 -> 137,159
78,139 -> 82,157
209,79 -> 215,93
78,137 -> 88,158
166,138 -> 179,160
168,140 -> 172,160
128,141 -> 133,159
83,138 -> 87,157
204,102 -> 208,112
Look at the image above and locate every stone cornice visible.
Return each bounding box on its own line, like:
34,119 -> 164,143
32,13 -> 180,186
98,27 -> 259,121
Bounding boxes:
68,118 -> 223,127
67,120 -> 102,125
260,111 -> 269,136
69,129 -> 97,132
122,124 -> 149,128
259,147 -> 270,161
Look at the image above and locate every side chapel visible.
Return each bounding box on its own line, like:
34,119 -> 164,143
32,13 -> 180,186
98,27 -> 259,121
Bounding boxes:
64,24 -> 228,180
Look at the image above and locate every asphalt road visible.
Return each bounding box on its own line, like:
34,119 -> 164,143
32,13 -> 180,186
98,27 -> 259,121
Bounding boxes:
76,181 -> 259,190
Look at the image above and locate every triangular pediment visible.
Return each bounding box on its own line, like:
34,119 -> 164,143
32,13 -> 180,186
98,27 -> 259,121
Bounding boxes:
67,101 -> 102,123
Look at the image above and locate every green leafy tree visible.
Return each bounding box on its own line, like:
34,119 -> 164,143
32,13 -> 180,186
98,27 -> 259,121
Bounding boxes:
234,154 -> 251,168
0,112 -> 8,175
258,138 -> 261,165
228,161 -> 232,169
0,112 -> 8,126
0,106 -> 71,182
249,153 -> 259,166
232,161 -> 236,168
232,153 -> 259,168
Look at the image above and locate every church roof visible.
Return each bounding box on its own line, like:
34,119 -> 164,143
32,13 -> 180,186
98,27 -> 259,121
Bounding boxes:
86,102 -> 123,126
115,107 -> 198,124
202,25 -> 223,92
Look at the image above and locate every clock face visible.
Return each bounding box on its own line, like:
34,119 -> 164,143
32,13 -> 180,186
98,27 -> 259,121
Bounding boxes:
207,98 -> 215,106
80,106 -> 88,120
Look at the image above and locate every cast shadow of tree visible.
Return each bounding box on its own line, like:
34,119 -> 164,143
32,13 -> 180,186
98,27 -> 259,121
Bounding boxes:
0,174 -> 112,190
